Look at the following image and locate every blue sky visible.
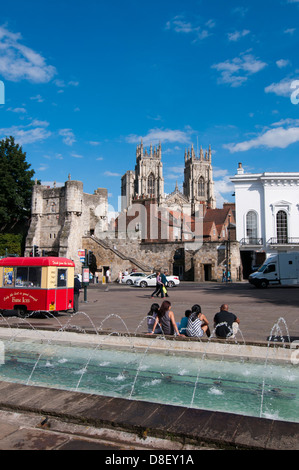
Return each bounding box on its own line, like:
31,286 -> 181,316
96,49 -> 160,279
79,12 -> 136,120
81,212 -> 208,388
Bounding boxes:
1,0 -> 299,211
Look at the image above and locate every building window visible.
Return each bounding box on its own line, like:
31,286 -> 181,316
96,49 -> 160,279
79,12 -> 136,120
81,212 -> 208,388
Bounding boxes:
246,211 -> 257,242
198,177 -> 205,197
276,210 -> 288,243
148,173 -> 155,196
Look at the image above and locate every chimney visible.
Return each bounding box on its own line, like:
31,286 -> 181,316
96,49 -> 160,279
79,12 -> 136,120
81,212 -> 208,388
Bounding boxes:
237,162 -> 244,175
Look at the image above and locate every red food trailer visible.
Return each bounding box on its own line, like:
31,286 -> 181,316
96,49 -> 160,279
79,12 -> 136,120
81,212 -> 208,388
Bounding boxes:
0,257 -> 75,317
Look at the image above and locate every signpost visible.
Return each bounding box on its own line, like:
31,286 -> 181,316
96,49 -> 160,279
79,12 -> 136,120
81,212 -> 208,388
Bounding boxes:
78,249 -> 85,263
78,249 -> 93,303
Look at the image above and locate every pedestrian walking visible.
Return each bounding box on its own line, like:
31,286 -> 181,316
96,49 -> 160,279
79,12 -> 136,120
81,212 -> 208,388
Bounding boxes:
160,271 -> 169,297
151,271 -> 163,298
73,275 -> 81,313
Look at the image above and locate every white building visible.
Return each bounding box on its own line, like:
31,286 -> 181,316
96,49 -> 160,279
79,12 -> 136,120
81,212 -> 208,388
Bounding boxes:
230,163 -> 299,278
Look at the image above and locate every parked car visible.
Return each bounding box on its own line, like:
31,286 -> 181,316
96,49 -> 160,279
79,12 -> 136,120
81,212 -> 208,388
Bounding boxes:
134,274 -> 180,288
121,272 -> 147,285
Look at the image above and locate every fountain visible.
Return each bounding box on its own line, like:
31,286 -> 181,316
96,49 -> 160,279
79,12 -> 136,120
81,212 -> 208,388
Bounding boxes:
0,311 -> 298,449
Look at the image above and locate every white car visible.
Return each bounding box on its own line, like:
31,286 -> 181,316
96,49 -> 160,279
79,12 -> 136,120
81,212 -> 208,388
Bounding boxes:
134,274 -> 180,288
121,272 -> 148,285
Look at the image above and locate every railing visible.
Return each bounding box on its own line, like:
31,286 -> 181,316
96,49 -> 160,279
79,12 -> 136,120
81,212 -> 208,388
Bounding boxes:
268,237 -> 299,245
240,238 -> 263,246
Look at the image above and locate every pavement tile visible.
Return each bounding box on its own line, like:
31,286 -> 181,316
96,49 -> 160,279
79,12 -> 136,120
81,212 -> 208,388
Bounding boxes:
0,420 -> 20,440
140,403 -> 186,432
57,438 -> 126,450
266,420 -> 299,450
197,411 -> 244,448
79,396 -> 134,425
0,428 -> 69,450
233,415 -> 272,449
167,408 -> 213,438
110,400 -> 161,429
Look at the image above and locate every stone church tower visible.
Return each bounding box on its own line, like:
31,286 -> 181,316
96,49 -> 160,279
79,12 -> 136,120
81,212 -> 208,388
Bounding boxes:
121,140 -> 216,212
183,144 -> 216,212
25,177 -> 108,272
121,139 -> 164,210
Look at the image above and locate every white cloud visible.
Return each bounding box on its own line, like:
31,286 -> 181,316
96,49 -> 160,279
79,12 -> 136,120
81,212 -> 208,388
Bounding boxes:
8,107 -> 27,113
71,153 -> 84,159
166,165 -> 184,179
54,79 -> 79,88
165,15 -> 212,41
89,141 -> 101,146
59,128 -> 76,146
166,16 -> 197,34
224,123 -> 299,153
30,119 -> 49,127
264,77 -> 293,97
0,124 -> 51,145
213,169 -> 234,208
213,168 -> 230,178
30,94 -> 44,103
231,7 -> 248,17
104,171 -> 121,177
38,164 -> 49,171
227,30 -> 250,42
126,127 -> 194,145
284,28 -> 296,34
0,25 -> 56,83
276,59 -> 290,68
212,53 -> 267,87
41,181 -> 64,187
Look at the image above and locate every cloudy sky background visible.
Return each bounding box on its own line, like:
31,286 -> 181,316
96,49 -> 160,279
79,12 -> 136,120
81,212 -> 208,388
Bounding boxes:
1,0 -> 299,211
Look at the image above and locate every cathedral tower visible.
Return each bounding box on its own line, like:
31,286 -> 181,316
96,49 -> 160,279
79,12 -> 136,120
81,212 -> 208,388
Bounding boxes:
121,140 -> 164,210
183,144 -> 216,211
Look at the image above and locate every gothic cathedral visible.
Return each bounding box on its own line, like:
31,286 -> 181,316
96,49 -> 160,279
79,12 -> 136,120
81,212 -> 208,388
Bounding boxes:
121,140 -> 216,213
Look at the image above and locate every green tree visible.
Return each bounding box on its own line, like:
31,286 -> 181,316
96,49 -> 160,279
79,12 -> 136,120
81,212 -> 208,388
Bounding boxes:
0,136 -> 36,232
0,234 -> 22,256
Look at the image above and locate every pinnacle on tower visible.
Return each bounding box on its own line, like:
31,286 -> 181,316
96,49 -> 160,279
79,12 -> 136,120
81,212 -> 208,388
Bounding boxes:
200,146 -> 204,160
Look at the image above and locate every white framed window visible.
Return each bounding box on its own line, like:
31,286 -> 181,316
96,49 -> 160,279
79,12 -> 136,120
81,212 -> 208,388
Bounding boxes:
246,211 -> 258,242
276,210 -> 288,243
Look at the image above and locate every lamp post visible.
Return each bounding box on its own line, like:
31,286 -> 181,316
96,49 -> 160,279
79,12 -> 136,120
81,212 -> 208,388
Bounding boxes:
226,214 -> 231,284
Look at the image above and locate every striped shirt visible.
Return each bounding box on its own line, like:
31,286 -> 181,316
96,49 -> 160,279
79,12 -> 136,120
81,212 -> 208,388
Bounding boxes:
186,316 -> 204,338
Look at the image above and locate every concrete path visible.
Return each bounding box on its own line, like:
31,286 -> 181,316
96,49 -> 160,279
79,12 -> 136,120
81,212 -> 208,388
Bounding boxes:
2,281 -> 298,343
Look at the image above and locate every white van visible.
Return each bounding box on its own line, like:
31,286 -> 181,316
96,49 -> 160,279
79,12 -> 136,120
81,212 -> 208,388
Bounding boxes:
249,252 -> 299,288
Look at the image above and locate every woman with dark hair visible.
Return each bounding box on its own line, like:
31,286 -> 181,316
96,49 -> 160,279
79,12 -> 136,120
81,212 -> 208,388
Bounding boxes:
186,304 -> 210,338
147,303 -> 162,334
148,300 -> 181,336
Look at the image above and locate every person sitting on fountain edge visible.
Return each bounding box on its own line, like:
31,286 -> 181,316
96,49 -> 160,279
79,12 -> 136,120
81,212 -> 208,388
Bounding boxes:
185,305 -> 210,339
147,300 -> 181,336
147,303 -> 162,334
213,304 -> 240,339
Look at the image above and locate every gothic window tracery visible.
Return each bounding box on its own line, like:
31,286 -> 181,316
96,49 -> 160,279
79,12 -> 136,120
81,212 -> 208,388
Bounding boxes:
198,177 -> 205,197
148,173 -> 155,196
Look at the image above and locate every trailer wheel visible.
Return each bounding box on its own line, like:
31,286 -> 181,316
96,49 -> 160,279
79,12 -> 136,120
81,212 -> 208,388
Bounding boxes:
15,307 -> 27,318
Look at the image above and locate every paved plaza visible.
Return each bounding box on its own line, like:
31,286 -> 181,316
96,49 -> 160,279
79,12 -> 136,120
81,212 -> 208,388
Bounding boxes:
4,281 -> 299,344
0,280 -> 298,451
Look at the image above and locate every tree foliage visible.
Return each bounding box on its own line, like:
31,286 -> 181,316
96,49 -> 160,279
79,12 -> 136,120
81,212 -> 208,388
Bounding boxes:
0,136 -> 36,232
0,233 -> 22,256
